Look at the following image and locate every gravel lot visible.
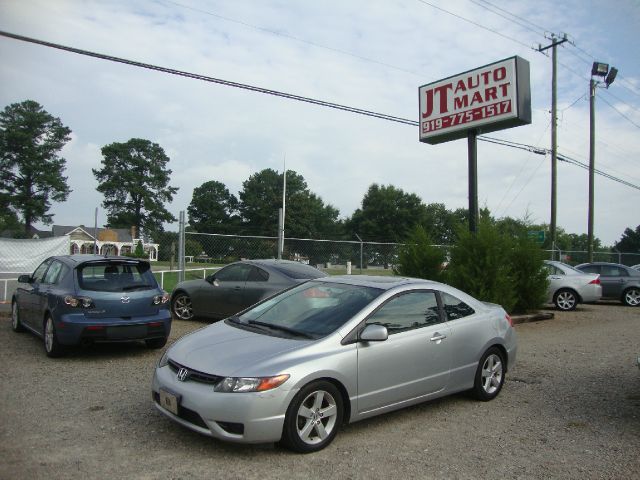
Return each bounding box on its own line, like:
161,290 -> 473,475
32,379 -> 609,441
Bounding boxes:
1,303 -> 639,480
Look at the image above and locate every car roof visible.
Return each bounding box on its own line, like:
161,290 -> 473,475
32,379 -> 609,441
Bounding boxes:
47,255 -> 150,267
576,262 -> 628,267
312,275 -> 444,291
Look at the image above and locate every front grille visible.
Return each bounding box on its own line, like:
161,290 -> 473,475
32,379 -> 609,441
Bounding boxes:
168,359 -> 223,385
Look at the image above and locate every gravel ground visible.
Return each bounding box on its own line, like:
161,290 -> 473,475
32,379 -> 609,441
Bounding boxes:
1,303 -> 639,480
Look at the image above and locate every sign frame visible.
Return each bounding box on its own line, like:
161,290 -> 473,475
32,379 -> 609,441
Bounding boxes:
419,56 -> 531,145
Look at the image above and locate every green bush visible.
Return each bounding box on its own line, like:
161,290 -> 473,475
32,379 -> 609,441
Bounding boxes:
509,236 -> 549,313
445,218 -> 548,314
446,219 -> 517,312
394,225 -> 446,281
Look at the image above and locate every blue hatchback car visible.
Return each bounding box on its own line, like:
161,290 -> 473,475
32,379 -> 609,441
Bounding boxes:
11,255 -> 172,357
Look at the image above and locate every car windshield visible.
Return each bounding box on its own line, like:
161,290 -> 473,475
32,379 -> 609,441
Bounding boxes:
77,261 -> 157,292
232,281 -> 382,339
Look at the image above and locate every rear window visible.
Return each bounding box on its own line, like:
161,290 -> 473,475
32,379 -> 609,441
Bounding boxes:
271,263 -> 325,280
77,262 -> 157,292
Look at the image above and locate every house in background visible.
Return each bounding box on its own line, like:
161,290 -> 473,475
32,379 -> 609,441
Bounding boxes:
52,225 -> 159,260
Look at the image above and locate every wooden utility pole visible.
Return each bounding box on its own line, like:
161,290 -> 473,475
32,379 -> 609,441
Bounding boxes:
538,33 -> 568,256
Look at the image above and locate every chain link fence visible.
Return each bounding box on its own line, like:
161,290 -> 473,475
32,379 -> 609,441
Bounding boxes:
183,232 -> 404,273
548,249 -> 640,266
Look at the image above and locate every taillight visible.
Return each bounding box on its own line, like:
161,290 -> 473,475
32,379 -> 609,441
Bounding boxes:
505,314 -> 514,327
65,295 -> 93,308
153,292 -> 170,305
589,278 -> 600,285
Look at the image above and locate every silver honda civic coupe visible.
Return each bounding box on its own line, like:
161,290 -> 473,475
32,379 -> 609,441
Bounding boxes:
152,275 -> 517,453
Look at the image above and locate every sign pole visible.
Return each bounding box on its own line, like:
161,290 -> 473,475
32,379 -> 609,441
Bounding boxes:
468,130 -> 478,234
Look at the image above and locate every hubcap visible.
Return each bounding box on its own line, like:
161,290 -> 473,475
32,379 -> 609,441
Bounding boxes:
174,295 -> 193,320
481,354 -> 503,395
626,289 -> 640,306
45,318 -> 54,352
296,390 -> 338,445
557,292 -> 575,310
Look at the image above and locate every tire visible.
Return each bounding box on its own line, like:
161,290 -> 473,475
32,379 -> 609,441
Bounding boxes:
145,337 -> 168,349
44,315 -> 66,358
11,300 -> 25,332
471,347 -> 505,401
622,287 -> 640,307
171,292 -> 193,320
554,289 -> 578,311
279,380 -> 343,453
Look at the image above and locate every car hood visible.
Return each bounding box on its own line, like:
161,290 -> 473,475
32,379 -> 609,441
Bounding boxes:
168,321 -> 309,376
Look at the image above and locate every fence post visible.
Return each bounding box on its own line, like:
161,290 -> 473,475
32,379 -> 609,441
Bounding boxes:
355,234 -> 363,274
178,211 -> 186,283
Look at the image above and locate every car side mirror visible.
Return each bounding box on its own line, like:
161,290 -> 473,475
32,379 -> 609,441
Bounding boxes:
360,324 -> 388,342
18,274 -> 32,284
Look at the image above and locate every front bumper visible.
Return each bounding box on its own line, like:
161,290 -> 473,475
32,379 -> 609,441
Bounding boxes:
54,309 -> 172,345
152,364 -> 294,444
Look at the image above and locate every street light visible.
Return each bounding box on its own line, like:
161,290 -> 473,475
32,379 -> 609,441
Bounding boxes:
588,61 -> 617,262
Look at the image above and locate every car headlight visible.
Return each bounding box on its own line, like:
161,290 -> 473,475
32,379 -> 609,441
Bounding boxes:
213,374 -> 290,393
157,349 -> 170,368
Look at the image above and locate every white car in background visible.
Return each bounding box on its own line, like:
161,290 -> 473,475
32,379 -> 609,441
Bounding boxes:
544,260 -> 602,311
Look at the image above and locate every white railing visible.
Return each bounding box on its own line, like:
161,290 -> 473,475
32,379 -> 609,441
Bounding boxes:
153,267 -> 221,290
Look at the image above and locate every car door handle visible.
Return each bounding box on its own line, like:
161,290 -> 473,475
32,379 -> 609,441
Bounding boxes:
430,333 -> 447,342
234,286 -> 241,291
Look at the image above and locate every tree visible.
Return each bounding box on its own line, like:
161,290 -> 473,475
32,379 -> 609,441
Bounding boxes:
188,180 -> 240,234
238,169 -> 339,238
0,100 -> 72,234
93,138 -> 178,234
347,184 -> 428,243
394,225 -> 446,281
613,225 -> 640,253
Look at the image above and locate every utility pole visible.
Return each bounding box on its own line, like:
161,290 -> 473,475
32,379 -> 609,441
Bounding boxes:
588,78 -> 596,263
538,33 -> 567,256
588,62 -> 618,262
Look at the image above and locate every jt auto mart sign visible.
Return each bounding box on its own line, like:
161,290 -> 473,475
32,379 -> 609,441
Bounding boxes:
419,56 -> 531,144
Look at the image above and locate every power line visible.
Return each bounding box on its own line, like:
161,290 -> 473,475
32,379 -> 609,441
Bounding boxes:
467,0 -> 546,37
415,0 -> 537,50
0,30 -> 415,127
1,29 -> 638,193
475,0 -> 549,35
597,94 -> 640,129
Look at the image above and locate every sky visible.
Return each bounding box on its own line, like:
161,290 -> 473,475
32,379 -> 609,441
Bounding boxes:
0,0 -> 639,246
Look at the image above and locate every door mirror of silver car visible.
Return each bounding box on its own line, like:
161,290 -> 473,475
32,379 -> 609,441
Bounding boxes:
17,274 -> 32,284
213,278 -> 220,287
360,324 -> 388,342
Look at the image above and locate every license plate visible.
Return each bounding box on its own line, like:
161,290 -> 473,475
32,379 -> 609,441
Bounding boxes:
159,389 -> 179,415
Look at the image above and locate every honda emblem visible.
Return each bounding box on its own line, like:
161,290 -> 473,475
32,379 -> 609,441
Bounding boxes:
177,368 -> 189,382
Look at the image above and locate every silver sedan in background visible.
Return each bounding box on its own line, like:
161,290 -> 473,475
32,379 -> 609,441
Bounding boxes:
153,275 -> 517,452
544,260 -> 602,311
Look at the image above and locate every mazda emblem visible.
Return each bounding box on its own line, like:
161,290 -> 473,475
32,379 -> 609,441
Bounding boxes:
120,295 -> 130,304
177,368 -> 189,382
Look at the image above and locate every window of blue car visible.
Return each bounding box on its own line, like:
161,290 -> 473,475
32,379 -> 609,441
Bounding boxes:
365,291 -> 441,334
601,265 -> 628,277
77,262 -> 155,292
234,281 -> 383,338
440,292 -> 475,320
31,259 -> 51,283
42,261 -> 68,285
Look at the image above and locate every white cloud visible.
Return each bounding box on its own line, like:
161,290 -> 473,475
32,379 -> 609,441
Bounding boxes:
0,0 -> 638,245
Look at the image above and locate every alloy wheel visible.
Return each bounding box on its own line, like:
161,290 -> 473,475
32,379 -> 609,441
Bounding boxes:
481,353 -> 503,395
173,294 -> 193,320
295,389 -> 339,446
